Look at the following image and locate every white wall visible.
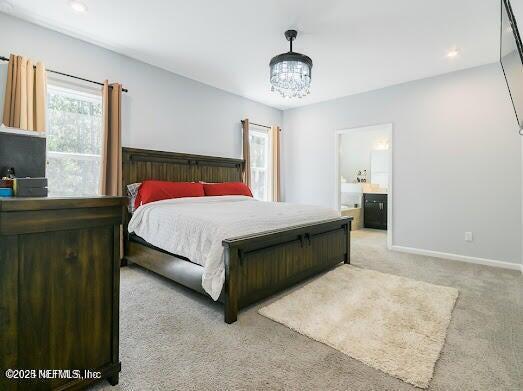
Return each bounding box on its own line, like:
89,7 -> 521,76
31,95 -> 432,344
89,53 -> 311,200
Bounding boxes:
340,127 -> 390,183
0,63 -> 6,120
512,1 -> 523,34
0,13 -> 282,158
512,0 -> 523,271
283,63 -> 521,265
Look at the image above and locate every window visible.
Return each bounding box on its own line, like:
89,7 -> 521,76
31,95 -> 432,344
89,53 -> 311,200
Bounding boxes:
46,84 -> 103,197
249,128 -> 272,201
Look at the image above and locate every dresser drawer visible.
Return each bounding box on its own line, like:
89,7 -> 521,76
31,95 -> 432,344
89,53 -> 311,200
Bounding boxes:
363,193 -> 387,202
0,196 -> 125,391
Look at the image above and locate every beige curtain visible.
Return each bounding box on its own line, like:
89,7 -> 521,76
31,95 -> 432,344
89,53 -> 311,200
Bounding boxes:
242,118 -> 251,186
271,125 -> 281,201
99,81 -> 122,196
2,54 -> 46,131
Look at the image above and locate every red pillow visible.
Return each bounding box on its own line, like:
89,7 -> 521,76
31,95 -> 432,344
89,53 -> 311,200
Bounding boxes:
135,180 -> 204,208
203,182 -> 253,197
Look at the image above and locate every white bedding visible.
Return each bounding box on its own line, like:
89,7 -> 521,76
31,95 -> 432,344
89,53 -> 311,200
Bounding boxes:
128,196 -> 340,300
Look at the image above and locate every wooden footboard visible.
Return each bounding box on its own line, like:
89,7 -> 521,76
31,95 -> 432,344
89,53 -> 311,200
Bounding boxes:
222,217 -> 351,323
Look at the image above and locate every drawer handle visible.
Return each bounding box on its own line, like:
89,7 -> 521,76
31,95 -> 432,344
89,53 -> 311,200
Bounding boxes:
298,233 -> 312,247
304,233 -> 311,246
65,250 -> 78,262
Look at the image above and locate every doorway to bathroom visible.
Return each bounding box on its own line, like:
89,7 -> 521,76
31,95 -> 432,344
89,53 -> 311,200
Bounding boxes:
334,124 -> 393,249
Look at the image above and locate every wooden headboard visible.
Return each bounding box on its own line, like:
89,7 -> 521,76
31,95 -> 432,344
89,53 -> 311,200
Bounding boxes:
121,148 -> 244,250
122,147 -> 244,193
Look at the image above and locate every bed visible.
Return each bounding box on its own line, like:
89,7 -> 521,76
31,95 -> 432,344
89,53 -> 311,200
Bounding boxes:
122,147 -> 352,323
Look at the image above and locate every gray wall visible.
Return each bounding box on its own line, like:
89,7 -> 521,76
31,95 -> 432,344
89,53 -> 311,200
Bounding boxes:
0,13 -> 282,158
513,0 -> 523,270
283,63 -> 521,264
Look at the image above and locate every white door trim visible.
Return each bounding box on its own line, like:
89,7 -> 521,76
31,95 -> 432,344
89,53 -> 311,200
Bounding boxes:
334,123 -> 394,249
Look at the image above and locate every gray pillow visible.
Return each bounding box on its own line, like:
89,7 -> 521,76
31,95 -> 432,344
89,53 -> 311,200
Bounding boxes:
126,182 -> 141,213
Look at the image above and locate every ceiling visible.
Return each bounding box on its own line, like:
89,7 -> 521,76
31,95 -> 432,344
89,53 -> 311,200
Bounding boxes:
1,0 -> 502,110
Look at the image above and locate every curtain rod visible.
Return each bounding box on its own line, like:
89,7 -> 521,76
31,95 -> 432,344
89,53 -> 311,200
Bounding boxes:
241,119 -> 282,131
0,55 -> 129,93
251,122 -> 271,129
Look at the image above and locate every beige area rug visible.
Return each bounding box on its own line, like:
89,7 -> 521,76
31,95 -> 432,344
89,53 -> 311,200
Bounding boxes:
258,265 -> 459,388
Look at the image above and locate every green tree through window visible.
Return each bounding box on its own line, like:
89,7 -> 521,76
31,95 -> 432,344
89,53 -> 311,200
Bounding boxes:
46,84 -> 103,196
249,128 -> 271,201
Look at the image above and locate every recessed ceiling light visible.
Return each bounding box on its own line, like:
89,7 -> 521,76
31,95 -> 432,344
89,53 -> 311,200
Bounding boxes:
446,49 -> 459,58
69,0 -> 87,13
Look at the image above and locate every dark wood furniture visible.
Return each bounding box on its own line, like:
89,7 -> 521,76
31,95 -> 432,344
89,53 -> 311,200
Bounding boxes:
122,147 -> 351,324
0,196 -> 126,390
363,193 -> 388,230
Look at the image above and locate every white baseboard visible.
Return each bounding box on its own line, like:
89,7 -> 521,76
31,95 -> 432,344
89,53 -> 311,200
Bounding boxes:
391,245 -> 522,272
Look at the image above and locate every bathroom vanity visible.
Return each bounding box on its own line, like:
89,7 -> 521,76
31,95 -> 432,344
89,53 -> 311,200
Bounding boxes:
363,193 -> 388,230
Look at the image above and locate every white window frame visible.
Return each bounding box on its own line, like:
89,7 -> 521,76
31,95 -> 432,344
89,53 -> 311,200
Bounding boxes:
46,81 -> 103,196
249,126 -> 273,201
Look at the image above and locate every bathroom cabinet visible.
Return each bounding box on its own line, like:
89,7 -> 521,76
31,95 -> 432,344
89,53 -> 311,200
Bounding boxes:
363,193 -> 387,230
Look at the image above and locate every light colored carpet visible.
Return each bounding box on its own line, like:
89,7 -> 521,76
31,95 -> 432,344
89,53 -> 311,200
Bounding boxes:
90,229 -> 522,391
259,265 -> 459,388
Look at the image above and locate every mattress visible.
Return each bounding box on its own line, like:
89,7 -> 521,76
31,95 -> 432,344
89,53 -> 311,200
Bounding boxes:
128,195 -> 339,300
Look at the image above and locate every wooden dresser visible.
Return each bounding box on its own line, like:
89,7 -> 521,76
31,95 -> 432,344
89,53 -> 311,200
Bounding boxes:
0,197 -> 126,390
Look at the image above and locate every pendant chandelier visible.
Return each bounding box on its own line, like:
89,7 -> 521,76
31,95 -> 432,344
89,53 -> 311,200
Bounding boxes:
269,30 -> 313,98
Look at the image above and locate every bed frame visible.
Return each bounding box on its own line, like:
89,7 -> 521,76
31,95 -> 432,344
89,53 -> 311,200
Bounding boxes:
122,147 -> 351,323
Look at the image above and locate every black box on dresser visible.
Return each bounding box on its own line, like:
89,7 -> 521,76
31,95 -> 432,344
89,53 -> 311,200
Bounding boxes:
13,178 -> 48,197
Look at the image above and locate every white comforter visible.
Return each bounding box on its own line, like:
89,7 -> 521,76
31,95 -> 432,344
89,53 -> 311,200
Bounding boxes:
128,196 -> 339,300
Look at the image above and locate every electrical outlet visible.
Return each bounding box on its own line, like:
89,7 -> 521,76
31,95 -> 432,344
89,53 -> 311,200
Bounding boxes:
465,232 -> 473,242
